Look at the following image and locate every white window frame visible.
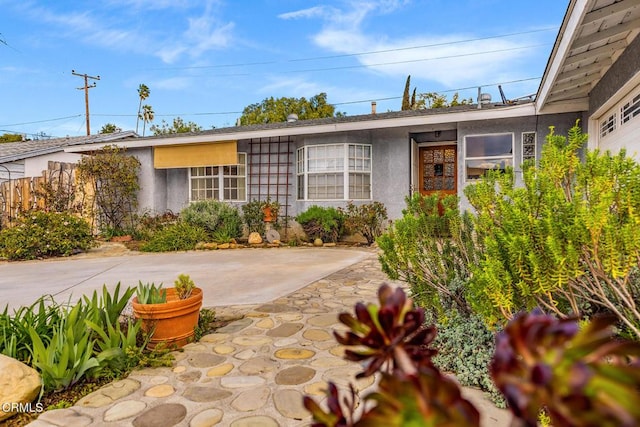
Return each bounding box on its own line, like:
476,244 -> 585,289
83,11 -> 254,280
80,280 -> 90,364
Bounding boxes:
521,131 -> 537,164
297,143 -> 372,201
188,152 -> 247,202
464,133 -> 514,182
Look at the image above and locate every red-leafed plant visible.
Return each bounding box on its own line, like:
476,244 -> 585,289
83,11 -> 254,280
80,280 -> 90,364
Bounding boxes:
304,284 -> 640,427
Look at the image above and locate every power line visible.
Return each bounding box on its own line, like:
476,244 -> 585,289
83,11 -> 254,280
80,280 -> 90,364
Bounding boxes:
148,43 -> 551,78
149,27 -> 558,71
0,115 -> 83,127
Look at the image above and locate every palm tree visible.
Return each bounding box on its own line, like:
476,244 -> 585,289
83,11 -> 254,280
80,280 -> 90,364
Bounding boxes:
140,104 -> 154,136
136,84 -> 150,134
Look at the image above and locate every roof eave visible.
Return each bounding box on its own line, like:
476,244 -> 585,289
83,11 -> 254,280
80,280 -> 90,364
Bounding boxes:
536,0 -> 587,113
65,104 -> 536,153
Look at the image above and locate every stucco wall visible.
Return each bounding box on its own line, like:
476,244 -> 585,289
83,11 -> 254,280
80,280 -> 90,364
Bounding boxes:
24,153 -> 82,177
589,35 -> 640,116
457,112 -> 582,211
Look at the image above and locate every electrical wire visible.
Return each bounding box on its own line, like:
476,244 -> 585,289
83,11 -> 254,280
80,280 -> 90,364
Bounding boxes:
148,27 -> 558,71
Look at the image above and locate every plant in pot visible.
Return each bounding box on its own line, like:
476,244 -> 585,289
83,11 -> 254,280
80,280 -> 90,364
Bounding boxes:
131,274 -> 203,349
262,198 -> 280,224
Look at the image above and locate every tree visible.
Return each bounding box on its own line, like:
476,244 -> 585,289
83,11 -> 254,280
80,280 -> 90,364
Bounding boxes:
140,104 -> 154,137
0,133 -> 23,143
239,92 -> 343,125
77,145 -> 140,235
150,117 -> 203,135
99,123 -> 121,134
419,92 -> 472,109
135,84 -> 150,134
401,75 -> 412,110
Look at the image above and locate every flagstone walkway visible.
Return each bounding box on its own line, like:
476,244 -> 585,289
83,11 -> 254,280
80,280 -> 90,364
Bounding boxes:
27,249 -> 511,427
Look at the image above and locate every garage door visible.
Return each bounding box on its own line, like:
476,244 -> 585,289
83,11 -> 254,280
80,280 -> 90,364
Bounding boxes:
598,86 -> 640,161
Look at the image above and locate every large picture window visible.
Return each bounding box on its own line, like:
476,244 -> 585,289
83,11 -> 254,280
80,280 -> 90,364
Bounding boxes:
465,133 -> 513,180
297,144 -> 371,200
190,153 -> 246,202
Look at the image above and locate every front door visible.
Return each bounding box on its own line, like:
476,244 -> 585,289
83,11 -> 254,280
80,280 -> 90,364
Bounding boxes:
418,145 -> 457,196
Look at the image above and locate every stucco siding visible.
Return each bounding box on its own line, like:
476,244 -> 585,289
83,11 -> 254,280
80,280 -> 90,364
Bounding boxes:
589,35 -> 640,116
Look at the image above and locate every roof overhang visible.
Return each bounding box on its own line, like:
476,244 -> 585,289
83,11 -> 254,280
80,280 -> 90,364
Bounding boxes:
537,0 -> 640,113
65,103 -> 536,153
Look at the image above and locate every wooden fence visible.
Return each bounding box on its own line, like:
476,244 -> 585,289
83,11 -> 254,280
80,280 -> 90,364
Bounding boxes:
0,162 -> 88,229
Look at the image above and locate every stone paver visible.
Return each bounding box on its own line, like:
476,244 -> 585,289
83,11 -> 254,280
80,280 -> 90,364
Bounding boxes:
27,248 -> 512,427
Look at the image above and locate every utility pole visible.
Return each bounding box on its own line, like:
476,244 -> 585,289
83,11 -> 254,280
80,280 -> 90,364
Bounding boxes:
72,70 -> 100,135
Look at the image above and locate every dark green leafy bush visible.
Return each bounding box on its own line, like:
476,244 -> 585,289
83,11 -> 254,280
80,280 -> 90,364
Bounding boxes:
0,210 -> 94,260
296,205 -> 344,243
140,221 -> 209,252
181,199 -> 243,238
241,199 -> 266,235
339,201 -> 388,245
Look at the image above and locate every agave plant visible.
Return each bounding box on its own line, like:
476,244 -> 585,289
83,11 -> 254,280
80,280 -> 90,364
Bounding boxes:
490,309 -> 640,427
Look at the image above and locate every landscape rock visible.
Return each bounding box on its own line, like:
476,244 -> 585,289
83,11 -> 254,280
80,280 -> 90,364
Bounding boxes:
248,232 -> 263,244
0,354 -> 42,422
313,238 -> 324,247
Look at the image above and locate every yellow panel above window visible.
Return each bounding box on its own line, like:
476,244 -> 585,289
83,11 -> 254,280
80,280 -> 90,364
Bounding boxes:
153,141 -> 238,169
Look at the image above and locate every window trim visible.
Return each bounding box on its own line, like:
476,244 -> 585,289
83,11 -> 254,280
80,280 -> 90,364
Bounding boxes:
188,152 -> 247,202
464,132 -> 514,182
297,143 -> 372,201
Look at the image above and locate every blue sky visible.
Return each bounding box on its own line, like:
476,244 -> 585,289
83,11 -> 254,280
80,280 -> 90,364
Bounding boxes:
1,0 -> 569,138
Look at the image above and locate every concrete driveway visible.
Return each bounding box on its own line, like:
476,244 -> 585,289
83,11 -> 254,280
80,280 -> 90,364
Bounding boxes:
0,247 -> 370,311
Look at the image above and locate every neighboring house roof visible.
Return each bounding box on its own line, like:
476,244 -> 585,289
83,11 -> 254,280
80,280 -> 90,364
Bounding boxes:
0,131 -> 138,163
66,103 -> 536,151
537,0 -> 640,113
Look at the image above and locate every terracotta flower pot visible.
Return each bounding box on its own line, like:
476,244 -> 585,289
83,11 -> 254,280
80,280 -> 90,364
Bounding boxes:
132,288 -> 203,349
263,205 -> 274,222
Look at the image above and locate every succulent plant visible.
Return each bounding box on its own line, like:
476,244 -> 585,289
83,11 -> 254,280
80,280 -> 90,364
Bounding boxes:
334,284 -> 438,377
490,309 -> 640,427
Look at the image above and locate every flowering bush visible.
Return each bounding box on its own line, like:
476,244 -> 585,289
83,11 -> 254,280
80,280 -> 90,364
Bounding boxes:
0,210 -> 93,260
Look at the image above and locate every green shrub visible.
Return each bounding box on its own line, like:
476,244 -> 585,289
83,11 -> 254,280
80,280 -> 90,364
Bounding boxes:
432,311 -> 505,407
296,205 -> 344,243
241,199 -> 266,235
378,194 -> 480,317
140,221 -> 209,252
466,123 -> 640,336
181,200 -> 243,238
340,201 -> 388,245
133,210 -> 179,241
0,210 -> 94,260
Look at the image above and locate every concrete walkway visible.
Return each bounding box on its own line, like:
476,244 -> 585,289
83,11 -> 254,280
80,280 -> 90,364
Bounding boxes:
24,248 -> 511,427
0,245 -> 369,311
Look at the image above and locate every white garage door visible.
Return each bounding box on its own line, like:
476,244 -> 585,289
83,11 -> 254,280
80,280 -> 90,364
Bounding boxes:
598,86 -> 640,161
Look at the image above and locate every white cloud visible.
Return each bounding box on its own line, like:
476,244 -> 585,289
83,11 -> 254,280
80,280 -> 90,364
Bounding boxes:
153,76 -> 192,90
278,6 -> 329,20
280,0 -> 546,88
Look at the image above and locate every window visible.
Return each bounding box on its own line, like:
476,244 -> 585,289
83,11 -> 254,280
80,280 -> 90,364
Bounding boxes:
522,132 -> 536,163
464,133 -> 513,180
600,113 -> 616,138
621,93 -> 640,124
297,144 -> 371,200
189,153 -> 246,202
